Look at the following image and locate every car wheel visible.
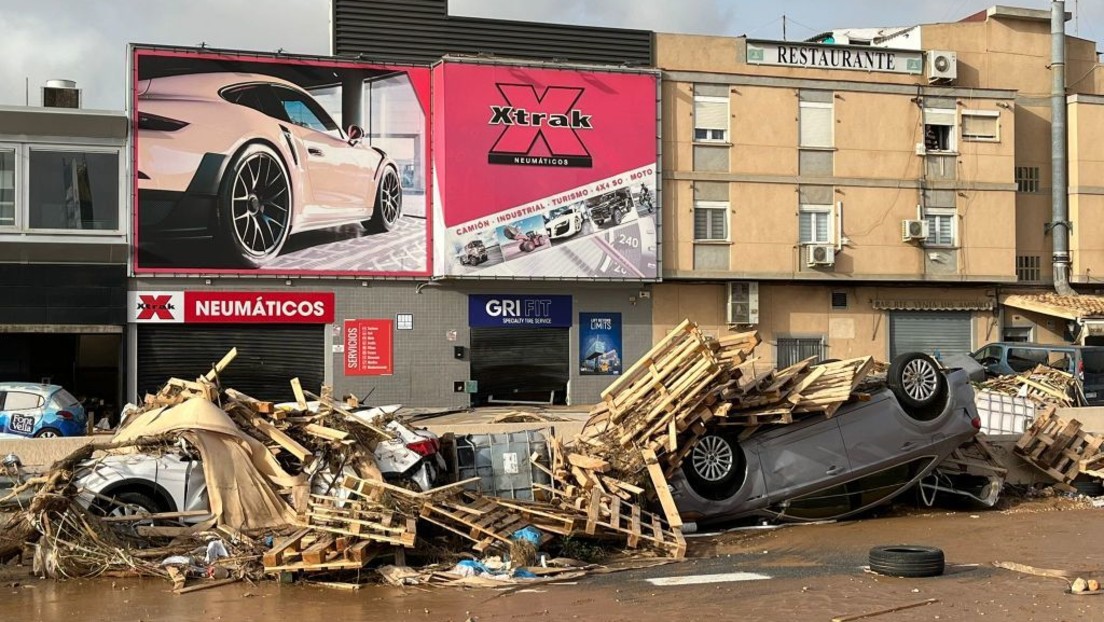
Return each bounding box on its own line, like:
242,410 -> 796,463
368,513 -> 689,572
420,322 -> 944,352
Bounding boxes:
888,352 -> 948,420
612,208 -> 624,225
520,240 -> 534,253
93,491 -> 165,518
681,430 -> 746,501
218,143 -> 292,268
868,545 -> 945,577
33,428 -> 62,439
364,166 -> 403,233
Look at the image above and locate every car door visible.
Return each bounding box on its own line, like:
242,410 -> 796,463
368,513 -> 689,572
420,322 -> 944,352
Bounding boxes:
758,419 -> 851,503
271,85 -> 377,217
2,391 -> 43,437
837,392 -> 931,471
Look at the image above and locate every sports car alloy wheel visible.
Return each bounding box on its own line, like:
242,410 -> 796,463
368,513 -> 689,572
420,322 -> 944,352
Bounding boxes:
900,357 -> 939,402
230,150 -> 290,259
692,435 -> 735,482
378,169 -> 401,226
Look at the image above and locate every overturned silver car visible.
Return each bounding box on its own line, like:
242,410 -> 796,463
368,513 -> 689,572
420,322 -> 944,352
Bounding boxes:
671,353 -> 981,525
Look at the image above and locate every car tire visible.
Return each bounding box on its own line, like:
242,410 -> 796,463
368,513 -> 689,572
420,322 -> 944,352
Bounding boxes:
681,430 -> 746,501
33,428 -> 62,439
888,352 -> 948,420
868,545 -> 945,577
364,166 -> 403,234
93,490 -> 165,518
612,208 -> 624,225
217,142 -> 292,268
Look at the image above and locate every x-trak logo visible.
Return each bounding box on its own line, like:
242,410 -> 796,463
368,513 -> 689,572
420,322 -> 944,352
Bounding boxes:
488,84 -> 593,168
136,294 -> 176,321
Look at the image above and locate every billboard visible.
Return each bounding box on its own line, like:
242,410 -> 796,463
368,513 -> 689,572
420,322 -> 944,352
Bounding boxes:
131,46 -> 431,276
579,312 -> 622,375
433,60 -> 659,280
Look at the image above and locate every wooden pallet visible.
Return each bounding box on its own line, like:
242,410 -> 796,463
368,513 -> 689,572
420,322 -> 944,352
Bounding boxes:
419,493 -> 536,553
262,529 -> 384,573
580,487 -> 685,558
1015,408 -> 1104,483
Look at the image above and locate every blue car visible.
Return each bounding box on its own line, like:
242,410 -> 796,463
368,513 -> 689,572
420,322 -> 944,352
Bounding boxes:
0,383 -> 87,438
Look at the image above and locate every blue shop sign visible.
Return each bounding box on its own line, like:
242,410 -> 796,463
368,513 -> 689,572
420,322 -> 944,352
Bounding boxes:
469,294 -> 573,328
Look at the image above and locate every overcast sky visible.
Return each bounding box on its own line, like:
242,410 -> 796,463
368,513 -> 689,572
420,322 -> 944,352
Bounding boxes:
0,0 -> 1098,110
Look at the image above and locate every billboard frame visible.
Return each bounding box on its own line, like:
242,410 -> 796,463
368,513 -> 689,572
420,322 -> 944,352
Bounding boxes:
429,55 -> 662,283
127,43 -> 434,279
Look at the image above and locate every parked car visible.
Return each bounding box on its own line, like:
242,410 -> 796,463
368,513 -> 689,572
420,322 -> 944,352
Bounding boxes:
545,204 -> 585,240
970,342 -> 1104,404
670,353 -> 981,526
0,383 -> 86,439
74,405 -> 445,518
137,72 -> 402,268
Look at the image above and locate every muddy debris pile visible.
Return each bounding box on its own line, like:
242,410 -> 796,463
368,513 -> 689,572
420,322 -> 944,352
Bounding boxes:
0,322 -> 886,591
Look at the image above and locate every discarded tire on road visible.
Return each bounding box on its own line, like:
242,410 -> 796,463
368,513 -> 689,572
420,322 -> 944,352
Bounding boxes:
868,545 -> 945,578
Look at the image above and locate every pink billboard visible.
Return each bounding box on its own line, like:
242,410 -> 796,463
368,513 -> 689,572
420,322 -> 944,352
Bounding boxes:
131,46 -> 432,276
433,60 -> 659,280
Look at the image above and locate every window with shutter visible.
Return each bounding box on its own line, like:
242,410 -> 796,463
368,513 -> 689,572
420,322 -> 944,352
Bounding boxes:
694,95 -> 729,142
924,209 -> 955,247
799,205 -> 832,244
694,201 -> 728,240
799,102 -> 833,148
962,111 -> 999,141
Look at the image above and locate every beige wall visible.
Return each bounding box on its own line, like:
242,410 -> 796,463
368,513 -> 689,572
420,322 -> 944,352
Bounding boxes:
653,282 -> 995,366
1069,98 -> 1104,282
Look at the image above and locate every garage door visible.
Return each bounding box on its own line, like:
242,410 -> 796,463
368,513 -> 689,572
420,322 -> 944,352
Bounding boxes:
470,327 -> 569,405
889,311 -> 972,360
137,325 -> 324,402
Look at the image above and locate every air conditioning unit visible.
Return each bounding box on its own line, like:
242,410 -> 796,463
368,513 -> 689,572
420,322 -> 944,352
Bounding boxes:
806,244 -> 836,267
727,281 -> 759,324
902,219 -> 930,242
927,50 -> 957,83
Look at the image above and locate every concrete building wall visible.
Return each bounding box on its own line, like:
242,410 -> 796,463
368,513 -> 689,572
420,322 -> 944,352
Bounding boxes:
653,282 -> 997,366
129,279 -> 652,408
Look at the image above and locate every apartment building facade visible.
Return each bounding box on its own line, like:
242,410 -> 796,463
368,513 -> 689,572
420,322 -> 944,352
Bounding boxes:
653,5 -> 1104,364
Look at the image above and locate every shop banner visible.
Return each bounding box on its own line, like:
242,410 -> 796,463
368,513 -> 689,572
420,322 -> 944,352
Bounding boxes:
344,319 -> 393,376
132,45 -> 431,277
468,294 -> 572,328
579,312 -> 623,375
129,291 -> 334,324
434,60 -> 659,280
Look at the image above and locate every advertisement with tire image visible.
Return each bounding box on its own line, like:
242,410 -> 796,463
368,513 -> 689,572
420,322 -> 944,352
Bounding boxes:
131,46 -> 430,275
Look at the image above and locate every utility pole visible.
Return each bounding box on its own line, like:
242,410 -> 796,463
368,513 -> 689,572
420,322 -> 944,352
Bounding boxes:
782,15 -> 787,41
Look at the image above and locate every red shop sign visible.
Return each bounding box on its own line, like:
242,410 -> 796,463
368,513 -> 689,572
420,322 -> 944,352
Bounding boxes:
344,319 -> 393,376
185,291 -> 334,323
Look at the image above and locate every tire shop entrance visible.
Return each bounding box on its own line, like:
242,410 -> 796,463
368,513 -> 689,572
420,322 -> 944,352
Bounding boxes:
888,310 -> 972,360
136,324 -> 324,403
0,329 -> 123,425
467,294 -> 573,406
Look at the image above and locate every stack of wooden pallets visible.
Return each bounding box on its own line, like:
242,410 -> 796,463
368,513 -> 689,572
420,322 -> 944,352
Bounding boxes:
1015,407 -> 1104,486
978,364 -> 1079,407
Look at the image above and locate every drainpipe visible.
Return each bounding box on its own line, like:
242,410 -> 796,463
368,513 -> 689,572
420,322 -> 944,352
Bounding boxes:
1051,0 -> 1075,295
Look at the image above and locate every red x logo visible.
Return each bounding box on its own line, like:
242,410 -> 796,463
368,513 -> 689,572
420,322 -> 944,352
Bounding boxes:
136,294 -> 176,320
489,84 -> 592,164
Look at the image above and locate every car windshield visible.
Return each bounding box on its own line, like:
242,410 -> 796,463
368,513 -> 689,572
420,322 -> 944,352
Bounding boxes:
1082,350 -> 1104,384
548,206 -> 574,218
52,389 -> 80,409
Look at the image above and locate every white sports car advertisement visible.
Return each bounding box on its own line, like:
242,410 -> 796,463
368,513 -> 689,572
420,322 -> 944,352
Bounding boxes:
131,46 -> 430,276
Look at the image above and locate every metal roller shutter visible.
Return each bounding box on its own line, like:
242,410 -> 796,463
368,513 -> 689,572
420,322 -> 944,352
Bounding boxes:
470,327 -> 569,405
137,325 -> 323,402
889,311 -> 972,360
